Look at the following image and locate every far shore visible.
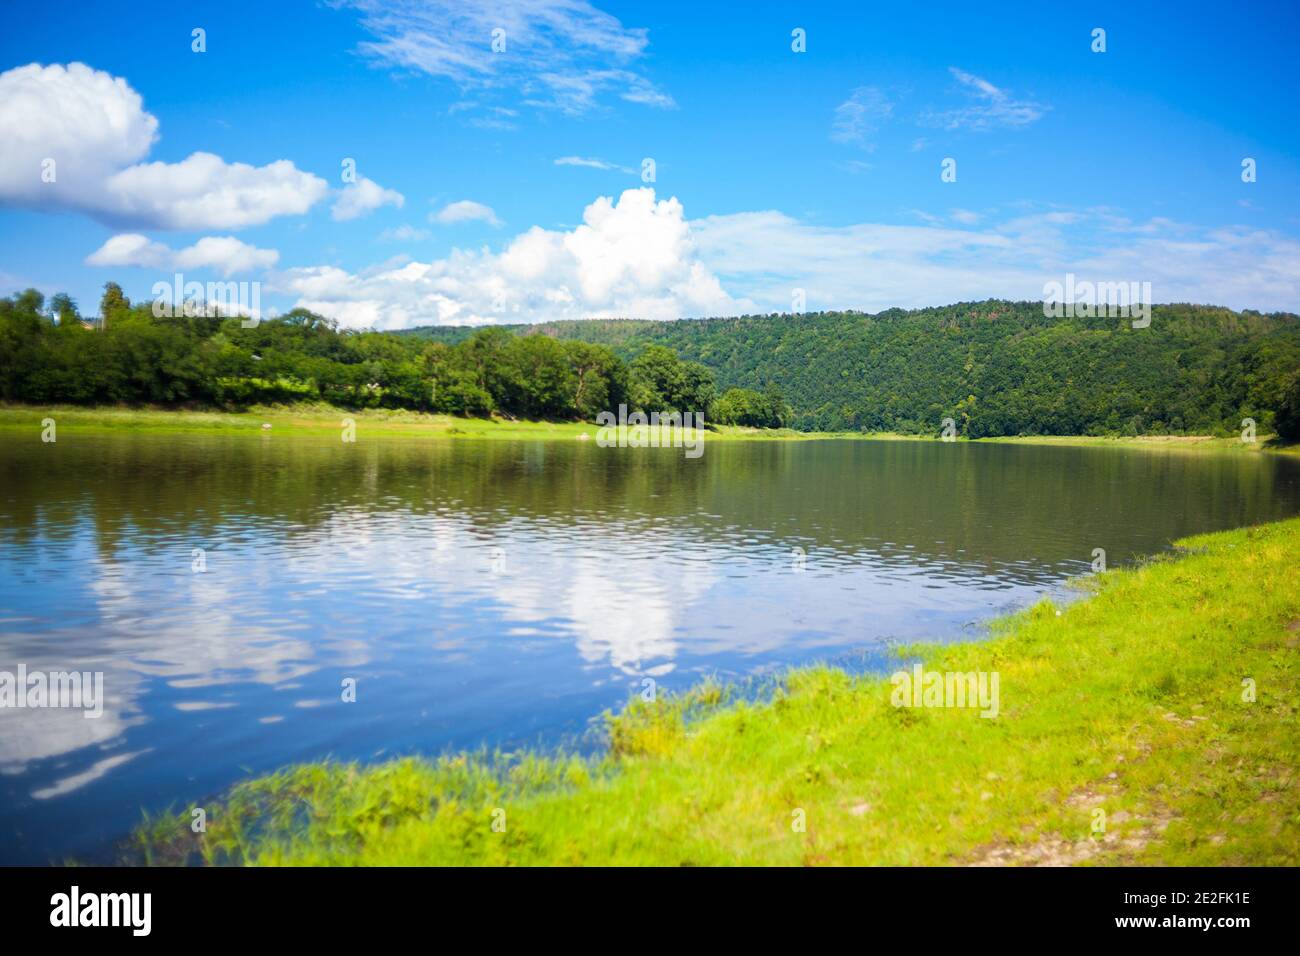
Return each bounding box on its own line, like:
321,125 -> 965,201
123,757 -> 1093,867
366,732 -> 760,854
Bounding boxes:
0,403 -> 1294,454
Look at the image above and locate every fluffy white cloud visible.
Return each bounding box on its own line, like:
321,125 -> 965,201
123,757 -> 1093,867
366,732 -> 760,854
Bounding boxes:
86,234 -> 279,276
103,152 -> 327,229
0,62 -> 327,229
0,62 -> 157,198
174,236 -> 281,275
331,176 -> 405,221
432,199 -> 501,226
84,234 -> 170,270
275,187 -> 745,329
270,190 -> 1300,331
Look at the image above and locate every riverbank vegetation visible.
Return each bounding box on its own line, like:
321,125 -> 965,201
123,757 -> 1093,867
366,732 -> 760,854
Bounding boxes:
412,302 -> 1300,439
131,517 -> 1300,866
5,287 -> 1298,440
5,404 -> 1295,454
0,285 -> 763,426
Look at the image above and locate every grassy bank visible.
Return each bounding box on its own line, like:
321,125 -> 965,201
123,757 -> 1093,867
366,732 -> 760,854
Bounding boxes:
0,403 -> 593,441
1,403 -> 1293,453
135,517 -> 1300,866
975,433 -> 1300,456
0,402 -> 816,441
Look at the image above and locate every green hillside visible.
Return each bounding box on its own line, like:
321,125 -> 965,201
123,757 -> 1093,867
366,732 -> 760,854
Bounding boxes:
404,301 -> 1300,437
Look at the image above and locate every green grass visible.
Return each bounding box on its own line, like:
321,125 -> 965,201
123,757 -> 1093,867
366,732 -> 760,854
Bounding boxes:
975,432 -> 1300,456
2,403 -> 1295,453
0,403 -> 595,441
133,517 -> 1300,866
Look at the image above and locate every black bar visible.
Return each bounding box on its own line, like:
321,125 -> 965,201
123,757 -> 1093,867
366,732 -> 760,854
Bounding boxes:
0,866 -> 1289,942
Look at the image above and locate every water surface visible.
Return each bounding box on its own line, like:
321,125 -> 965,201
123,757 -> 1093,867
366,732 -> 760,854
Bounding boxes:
2,433 -> 1299,863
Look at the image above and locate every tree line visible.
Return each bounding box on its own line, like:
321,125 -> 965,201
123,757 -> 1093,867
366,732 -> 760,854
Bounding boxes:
0,284 -> 763,423
410,301 -> 1300,439
3,284 -> 1297,438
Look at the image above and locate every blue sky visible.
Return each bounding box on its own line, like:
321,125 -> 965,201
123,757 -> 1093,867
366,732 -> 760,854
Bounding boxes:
2,0 -> 1298,326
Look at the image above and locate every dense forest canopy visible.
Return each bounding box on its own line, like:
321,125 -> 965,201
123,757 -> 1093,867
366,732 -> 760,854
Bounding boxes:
407,301 -> 1300,438
2,285 -> 1298,438
0,284 -> 718,422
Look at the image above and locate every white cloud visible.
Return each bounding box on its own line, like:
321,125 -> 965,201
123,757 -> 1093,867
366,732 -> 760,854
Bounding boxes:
690,211 -> 1026,312
340,0 -> 674,116
274,187 -> 745,329
269,191 -> 1300,331
432,199 -> 501,226
104,152 -> 327,230
86,234 -> 279,276
84,234 -> 170,270
174,236 -> 281,275
332,176 -> 405,221
0,62 -> 327,229
555,155 -> 633,173
0,62 -> 157,195
922,67 -> 1048,131
831,87 -> 893,146
689,207 -> 1300,314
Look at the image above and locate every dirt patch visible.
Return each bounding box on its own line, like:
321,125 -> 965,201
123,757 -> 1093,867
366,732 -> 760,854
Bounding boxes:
964,778 -> 1176,867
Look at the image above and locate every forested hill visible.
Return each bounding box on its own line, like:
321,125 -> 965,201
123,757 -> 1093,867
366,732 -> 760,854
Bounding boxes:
403,301 -> 1300,436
